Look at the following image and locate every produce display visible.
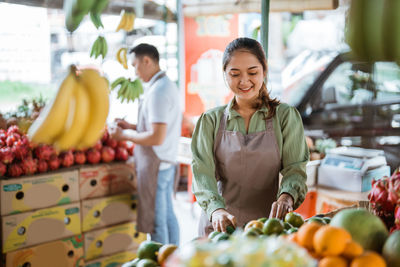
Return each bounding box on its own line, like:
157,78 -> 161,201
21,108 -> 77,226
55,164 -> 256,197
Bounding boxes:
368,168 -> 400,233
28,67 -> 110,151
90,36 -> 108,59
0,125 -> 133,178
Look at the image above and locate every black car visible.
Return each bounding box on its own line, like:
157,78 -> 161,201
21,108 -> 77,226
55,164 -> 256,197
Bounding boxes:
282,52 -> 400,171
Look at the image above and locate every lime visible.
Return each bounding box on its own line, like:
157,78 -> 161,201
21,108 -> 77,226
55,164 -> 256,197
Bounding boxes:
283,221 -> 293,230
322,217 -> 331,224
137,241 -> 163,261
262,218 -> 284,235
213,232 -> 230,242
287,227 -> 298,234
208,231 -> 221,240
257,217 -> 268,223
305,216 -> 326,225
137,258 -> 158,267
244,220 -> 264,231
284,212 -> 304,228
226,225 -> 235,235
123,258 -> 140,267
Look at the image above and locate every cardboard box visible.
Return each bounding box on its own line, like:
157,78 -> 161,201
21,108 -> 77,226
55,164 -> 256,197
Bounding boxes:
2,203 -> 81,253
84,222 -> 146,261
79,163 -> 136,200
81,194 -> 138,232
4,235 -> 84,267
84,250 -> 137,267
318,153 -> 390,192
1,170 -> 79,216
316,186 -> 369,214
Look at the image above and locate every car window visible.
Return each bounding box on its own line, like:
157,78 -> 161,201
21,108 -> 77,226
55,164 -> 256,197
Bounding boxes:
373,62 -> 400,101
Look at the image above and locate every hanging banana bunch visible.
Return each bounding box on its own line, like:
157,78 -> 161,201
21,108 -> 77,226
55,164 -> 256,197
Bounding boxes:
89,0 -> 109,29
116,48 -> 129,69
90,36 -> 108,59
64,0 -> 97,33
346,0 -> 400,64
116,10 -> 136,32
111,77 -> 143,103
28,66 -> 110,151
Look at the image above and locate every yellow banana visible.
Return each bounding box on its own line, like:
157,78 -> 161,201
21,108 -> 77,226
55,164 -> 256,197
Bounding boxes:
28,68 -> 76,144
116,10 -> 127,32
78,69 -> 110,148
116,48 -> 128,69
124,12 -> 135,32
54,81 -> 90,151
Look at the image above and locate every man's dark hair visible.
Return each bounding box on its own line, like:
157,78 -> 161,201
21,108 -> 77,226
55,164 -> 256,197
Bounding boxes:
129,43 -> 159,63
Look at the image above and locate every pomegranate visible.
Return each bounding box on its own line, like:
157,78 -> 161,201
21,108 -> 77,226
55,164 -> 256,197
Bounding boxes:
60,151 -> 74,168
94,140 -> 103,151
35,145 -> 55,161
101,129 -> 109,143
47,155 -> 60,170
21,157 -> 37,175
0,162 -> 6,176
37,160 -> 48,173
0,139 -> 4,147
0,147 -> 14,164
7,162 -> 23,177
117,140 -> 128,149
74,150 -> 86,165
106,138 -> 117,148
126,142 -> 134,156
101,146 -> 115,163
86,149 -> 101,164
115,147 -> 128,161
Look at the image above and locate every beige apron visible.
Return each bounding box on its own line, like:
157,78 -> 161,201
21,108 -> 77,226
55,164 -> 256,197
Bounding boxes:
198,106 -> 281,236
134,72 -> 179,233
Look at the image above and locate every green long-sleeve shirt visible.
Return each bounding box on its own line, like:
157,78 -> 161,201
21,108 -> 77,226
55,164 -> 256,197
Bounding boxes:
191,101 -> 309,219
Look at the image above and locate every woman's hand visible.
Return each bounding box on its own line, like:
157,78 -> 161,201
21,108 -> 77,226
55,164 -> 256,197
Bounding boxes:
109,126 -> 125,141
211,209 -> 237,233
269,193 -> 294,220
114,118 -> 135,130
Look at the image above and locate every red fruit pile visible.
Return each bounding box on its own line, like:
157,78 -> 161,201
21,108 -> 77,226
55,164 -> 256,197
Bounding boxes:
369,167 -> 400,233
0,126 -> 133,178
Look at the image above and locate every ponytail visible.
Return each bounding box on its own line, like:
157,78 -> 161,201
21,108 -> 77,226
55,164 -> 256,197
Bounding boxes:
254,82 -> 280,120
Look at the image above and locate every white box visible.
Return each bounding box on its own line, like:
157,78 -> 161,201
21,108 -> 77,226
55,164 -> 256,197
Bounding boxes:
306,160 -> 320,187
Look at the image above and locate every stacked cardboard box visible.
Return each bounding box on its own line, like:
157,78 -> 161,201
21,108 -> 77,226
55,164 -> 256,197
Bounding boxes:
79,162 -> 146,267
1,162 -> 143,267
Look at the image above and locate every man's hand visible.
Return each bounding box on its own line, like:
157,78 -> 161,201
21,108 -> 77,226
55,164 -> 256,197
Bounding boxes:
109,126 -> 125,141
114,118 -> 136,130
211,209 -> 237,233
269,193 -> 294,220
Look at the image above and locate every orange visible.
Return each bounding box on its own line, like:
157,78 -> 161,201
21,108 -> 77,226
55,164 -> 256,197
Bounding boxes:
157,244 -> 178,265
350,251 -> 386,267
286,233 -> 298,243
313,225 -> 351,257
318,256 -> 348,267
297,222 -> 322,250
341,240 -> 363,259
244,220 -> 264,231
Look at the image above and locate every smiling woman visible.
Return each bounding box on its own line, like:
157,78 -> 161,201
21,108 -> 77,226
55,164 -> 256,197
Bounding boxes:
191,37 -> 309,237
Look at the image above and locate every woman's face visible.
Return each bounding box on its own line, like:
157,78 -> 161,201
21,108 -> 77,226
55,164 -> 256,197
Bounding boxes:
224,50 -> 265,103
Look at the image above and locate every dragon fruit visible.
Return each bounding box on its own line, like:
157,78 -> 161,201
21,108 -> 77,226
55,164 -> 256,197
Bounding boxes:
35,145 -> 55,161
6,133 -> 20,147
0,129 -> 6,141
7,125 -> 21,135
0,147 -> 14,164
21,157 -> 37,175
37,160 -> 48,173
7,162 -> 23,177
101,146 -> 115,163
12,140 -> 30,160
74,150 -> 86,165
389,169 -> 400,205
60,151 -> 74,167
0,162 -> 6,176
86,149 -> 101,164
47,155 -> 60,170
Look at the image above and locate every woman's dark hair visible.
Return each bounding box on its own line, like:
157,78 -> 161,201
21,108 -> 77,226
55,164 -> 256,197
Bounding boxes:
223,37 -> 280,119
129,43 -> 159,63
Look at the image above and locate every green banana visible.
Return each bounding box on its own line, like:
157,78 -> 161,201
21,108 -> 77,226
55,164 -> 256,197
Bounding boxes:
89,0 -> 109,29
64,0 -> 97,33
90,12 -> 103,29
363,0 -> 385,62
100,37 -> 108,59
111,77 -> 127,90
346,0 -> 366,61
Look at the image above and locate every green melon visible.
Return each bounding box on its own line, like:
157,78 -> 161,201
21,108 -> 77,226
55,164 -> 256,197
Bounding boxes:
382,230 -> 400,267
330,208 -> 388,252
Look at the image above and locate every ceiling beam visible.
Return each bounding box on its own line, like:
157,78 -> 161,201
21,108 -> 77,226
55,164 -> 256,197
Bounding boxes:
0,0 -> 176,22
183,0 -> 339,17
